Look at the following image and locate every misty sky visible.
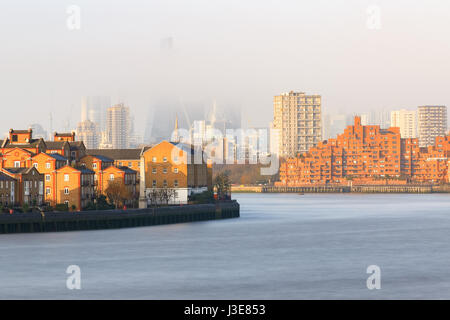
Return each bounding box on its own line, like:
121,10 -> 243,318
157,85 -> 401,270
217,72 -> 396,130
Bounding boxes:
1,0 -> 449,137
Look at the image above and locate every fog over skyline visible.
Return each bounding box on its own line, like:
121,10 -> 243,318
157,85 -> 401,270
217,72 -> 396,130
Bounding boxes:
1,0 -> 450,137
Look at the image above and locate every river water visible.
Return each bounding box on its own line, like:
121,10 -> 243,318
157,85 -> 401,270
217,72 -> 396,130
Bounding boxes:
1,193 -> 450,299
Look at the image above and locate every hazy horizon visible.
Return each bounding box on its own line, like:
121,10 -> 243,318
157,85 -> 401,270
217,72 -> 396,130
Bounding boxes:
1,0 -> 449,138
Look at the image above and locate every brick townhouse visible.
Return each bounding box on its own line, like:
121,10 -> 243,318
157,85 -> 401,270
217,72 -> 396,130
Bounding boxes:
1,167 -> 44,206
139,140 -> 212,206
79,154 -> 138,206
0,127 -> 212,210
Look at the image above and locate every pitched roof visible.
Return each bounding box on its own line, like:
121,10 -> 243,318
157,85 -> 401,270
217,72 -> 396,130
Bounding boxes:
54,132 -> 74,137
58,165 -> 94,174
49,153 -> 68,161
10,129 -> 32,134
2,167 -> 35,175
44,141 -> 68,150
4,147 -> 33,155
117,166 -> 138,174
86,149 -> 143,160
169,141 -> 204,157
2,138 -> 45,149
76,167 -> 95,174
68,141 -> 85,151
91,155 -> 114,162
0,172 -> 16,181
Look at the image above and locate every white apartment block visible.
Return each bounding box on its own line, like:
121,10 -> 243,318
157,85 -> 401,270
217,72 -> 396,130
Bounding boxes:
390,109 -> 417,139
273,91 -> 322,157
106,103 -> 132,149
418,105 -> 447,147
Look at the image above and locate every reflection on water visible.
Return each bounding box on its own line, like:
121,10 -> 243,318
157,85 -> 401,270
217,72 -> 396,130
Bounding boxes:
1,193 -> 450,299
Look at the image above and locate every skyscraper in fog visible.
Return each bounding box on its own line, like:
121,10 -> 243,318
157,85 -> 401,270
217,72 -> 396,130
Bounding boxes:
28,123 -> 48,140
418,105 -> 447,147
273,91 -> 322,157
81,96 -> 110,133
107,103 -> 132,149
322,113 -> 347,140
390,109 -> 417,138
76,120 -> 99,149
360,110 -> 391,129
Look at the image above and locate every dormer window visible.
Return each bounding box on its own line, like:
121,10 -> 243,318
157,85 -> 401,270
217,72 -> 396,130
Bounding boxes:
12,135 -> 18,142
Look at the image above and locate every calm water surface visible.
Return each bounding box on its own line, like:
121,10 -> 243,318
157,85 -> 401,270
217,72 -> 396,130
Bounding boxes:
1,193 -> 450,299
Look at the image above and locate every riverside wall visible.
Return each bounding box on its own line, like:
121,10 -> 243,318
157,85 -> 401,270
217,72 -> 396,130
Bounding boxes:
0,201 -> 240,234
232,185 -> 447,194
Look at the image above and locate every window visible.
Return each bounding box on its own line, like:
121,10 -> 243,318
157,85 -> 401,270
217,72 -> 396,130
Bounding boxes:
163,180 -> 168,187
163,168 -> 167,174
64,174 -> 69,182
46,187 -> 51,195
33,163 -> 38,169
46,163 -> 51,169
12,135 -> 18,142
64,200 -> 69,206
152,157 -> 157,162
45,175 -> 51,182
14,161 -> 20,168
128,162 -> 132,167
174,180 -> 178,187
152,180 -> 156,187
173,168 -> 178,173
93,163 -> 98,169
110,174 -> 114,181
163,157 -> 168,162
152,168 -> 157,174
64,187 -> 69,195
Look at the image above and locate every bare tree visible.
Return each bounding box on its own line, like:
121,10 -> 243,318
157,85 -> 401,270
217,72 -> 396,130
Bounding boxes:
105,180 -> 131,209
149,189 -> 159,207
157,187 -> 176,205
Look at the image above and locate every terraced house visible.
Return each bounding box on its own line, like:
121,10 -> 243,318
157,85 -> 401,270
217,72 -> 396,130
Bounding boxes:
139,140 -> 212,206
1,167 -> 44,206
0,172 -> 17,207
0,127 -> 212,210
79,154 -> 138,206
0,128 -> 115,210
277,116 -> 450,186
55,165 -> 96,210
31,152 -> 68,205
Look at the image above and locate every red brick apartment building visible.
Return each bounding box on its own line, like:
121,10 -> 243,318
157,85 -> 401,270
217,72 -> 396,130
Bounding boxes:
277,116 -> 450,186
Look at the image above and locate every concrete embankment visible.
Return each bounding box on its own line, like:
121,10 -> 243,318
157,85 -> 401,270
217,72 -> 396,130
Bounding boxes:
232,185 -> 448,194
0,201 -> 240,234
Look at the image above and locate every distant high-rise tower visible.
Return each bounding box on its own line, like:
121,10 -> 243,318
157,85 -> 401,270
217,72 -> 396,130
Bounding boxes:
106,103 -> 132,149
81,96 -> 110,133
273,91 -> 322,157
418,105 -> 447,147
76,120 -> 99,149
171,115 -> 180,143
390,109 -> 417,138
